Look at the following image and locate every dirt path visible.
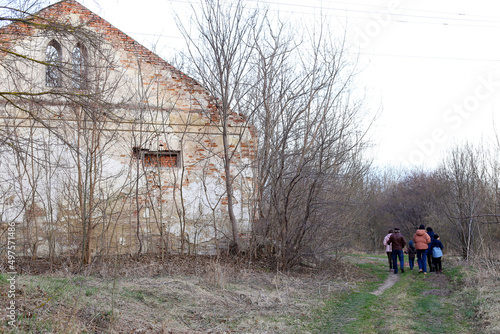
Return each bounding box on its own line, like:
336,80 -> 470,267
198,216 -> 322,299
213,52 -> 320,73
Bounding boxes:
353,255 -> 401,296
317,256 -> 474,334
370,271 -> 399,296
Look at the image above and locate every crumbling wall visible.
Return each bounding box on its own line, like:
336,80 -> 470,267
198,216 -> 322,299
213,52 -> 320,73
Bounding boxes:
0,0 -> 257,257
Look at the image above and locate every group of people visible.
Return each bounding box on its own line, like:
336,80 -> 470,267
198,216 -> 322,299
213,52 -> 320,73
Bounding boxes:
383,225 -> 444,275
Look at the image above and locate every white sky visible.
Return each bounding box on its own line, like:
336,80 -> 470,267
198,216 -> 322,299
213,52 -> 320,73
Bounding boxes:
59,0 -> 500,170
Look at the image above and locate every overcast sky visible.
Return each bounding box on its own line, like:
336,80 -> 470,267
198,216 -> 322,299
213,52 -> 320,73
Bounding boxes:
66,0 -> 500,170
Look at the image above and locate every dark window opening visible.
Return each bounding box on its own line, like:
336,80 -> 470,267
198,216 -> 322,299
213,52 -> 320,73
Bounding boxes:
144,152 -> 179,168
72,42 -> 87,89
46,40 -> 62,87
132,147 -> 180,168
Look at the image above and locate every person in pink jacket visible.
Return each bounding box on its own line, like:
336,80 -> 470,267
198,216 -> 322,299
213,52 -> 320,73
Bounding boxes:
413,224 -> 431,274
383,229 -> 393,271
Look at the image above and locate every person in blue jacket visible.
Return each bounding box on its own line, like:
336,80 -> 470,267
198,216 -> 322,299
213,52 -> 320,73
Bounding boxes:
429,234 -> 444,274
426,227 -> 436,272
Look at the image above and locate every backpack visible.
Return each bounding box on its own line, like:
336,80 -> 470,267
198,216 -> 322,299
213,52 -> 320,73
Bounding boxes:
432,247 -> 443,258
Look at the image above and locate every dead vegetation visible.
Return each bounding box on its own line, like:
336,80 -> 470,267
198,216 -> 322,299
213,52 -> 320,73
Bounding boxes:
461,261 -> 500,334
1,254 -> 371,333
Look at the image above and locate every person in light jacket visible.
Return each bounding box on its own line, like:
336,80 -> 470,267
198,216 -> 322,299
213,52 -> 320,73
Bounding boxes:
426,227 -> 436,272
383,229 -> 393,271
430,234 -> 444,274
413,224 -> 431,274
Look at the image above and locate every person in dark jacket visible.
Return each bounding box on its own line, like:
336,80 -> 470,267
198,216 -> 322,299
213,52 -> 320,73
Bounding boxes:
426,227 -> 436,272
429,234 -> 444,274
405,240 -> 417,270
388,227 -> 406,274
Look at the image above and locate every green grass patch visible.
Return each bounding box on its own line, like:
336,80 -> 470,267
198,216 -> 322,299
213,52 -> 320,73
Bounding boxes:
356,262 -> 387,280
317,290 -> 380,333
0,273 -> 9,285
344,253 -> 386,259
446,264 -> 467,283
307,259 -> 388,333
308,255 -> 474,334
6,275 -> 106,333
85,286 -> 99,296
14,314 -> 54,333
122,288 -> 146,302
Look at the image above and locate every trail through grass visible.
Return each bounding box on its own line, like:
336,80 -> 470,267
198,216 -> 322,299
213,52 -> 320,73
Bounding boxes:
310,255 -> 474,334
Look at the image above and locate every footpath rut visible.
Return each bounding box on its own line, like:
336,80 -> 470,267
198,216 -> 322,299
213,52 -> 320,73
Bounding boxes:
324,255 -> 470,334
370,272 -> 399,296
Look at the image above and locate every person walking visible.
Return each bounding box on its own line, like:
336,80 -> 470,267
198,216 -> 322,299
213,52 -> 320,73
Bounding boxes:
426,227 -> 436,272
430,234 -> 444,274
405,240 -> 417,270
383,229 -> 393,271
413,224 -> 431,274
388,227 -> 406,274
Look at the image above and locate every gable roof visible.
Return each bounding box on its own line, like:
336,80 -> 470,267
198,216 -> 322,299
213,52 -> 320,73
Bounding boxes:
0,1 -> 259,125
1,0 -> 201,89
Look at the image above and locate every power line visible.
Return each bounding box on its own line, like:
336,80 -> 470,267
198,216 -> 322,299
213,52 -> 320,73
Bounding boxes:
167,0 -> 500,26
359,52 -> 500,62
88,0 -> 500,62
289,0 -> 500,21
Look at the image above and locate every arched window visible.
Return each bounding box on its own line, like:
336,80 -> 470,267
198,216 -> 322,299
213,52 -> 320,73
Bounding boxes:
46,40 -> 62,87
72,43 -> 87,89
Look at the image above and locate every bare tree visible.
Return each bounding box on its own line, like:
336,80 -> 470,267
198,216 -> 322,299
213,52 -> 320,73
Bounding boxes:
175,0 -> 262,253
0,0 -> 127,264
174,1 -> 370,267
438,143 -> 490,259
250,18 -> 370,268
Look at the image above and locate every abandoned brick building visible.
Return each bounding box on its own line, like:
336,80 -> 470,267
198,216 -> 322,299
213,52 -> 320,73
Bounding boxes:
0,0 -> 257,259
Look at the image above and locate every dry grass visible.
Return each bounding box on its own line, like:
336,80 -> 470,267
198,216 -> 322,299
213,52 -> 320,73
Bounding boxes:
1,255 -> 363,333
464,260 -> 500,334
7,254 -> 496,333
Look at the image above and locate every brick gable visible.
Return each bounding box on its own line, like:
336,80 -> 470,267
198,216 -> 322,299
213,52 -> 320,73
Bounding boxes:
0,0 -> 257,257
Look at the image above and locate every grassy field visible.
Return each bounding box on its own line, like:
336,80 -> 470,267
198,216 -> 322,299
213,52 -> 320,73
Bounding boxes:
310,255 -> 477,334
0,254 -> 496,333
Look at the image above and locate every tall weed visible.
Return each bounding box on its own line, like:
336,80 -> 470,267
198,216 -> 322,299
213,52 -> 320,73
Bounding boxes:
462,258 -> 500,333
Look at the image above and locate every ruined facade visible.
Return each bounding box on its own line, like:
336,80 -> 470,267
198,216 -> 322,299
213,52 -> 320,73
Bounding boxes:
0,0 -> 256,258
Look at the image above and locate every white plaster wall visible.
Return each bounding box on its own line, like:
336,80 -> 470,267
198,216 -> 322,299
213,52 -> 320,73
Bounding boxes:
0,8 -> 257,254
